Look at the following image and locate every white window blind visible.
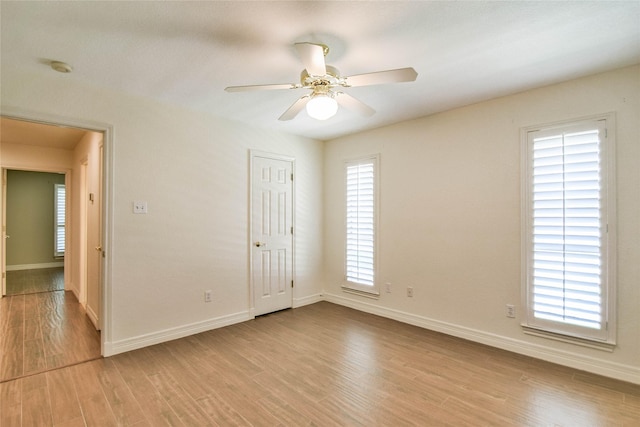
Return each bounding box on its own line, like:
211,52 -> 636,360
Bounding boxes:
524,117 -> 615,344
345,156 -> 378,292
54,184 -> 65,257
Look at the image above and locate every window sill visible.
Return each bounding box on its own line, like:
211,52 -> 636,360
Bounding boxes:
522,325 -> 616,352
341,286 -> 380,300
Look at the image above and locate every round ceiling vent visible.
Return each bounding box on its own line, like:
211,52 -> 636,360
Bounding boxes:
50,61 -> 73,73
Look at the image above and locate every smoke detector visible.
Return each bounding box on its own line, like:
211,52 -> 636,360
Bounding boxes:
51,61 -> 73,73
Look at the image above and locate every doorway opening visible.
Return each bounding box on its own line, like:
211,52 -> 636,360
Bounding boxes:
4,169 -> 66,296
0,114 -> 110,381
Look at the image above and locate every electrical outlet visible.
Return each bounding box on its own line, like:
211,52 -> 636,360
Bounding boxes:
385,282 -> 392,293
506,304 -> 515,318
204,290 -> 212,303
407,286 -> 414,297
133,201 -> 148,214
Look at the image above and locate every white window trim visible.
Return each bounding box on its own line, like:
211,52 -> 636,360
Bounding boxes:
342,154 -> 380,297
521,113 -> 616,347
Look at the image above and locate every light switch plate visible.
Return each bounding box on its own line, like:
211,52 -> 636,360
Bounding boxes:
133,201 -> 148,214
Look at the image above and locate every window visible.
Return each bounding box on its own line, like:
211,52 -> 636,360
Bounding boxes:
54,184 -> 66,257
344,155 -> 379,296
522,115 -> 615,345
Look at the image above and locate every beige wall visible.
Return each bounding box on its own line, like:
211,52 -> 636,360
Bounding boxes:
324,65 -> 640,383
5,170 -> 65,267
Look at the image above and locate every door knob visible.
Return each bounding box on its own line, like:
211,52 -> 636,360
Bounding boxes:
95,245 -> 102,251
254,242 -> 266,247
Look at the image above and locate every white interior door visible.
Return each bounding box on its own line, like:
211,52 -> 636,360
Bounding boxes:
251,153 -> 294,316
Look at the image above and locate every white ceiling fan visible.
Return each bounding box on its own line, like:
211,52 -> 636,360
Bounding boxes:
225,42 -> 418,121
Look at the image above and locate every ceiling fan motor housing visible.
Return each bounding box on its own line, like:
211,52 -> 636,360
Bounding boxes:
300,65 -> 342,87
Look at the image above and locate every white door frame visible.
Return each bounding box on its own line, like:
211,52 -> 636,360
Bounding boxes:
0,109 -> 113,356
248,150 -> 295,317
79,158 -> 88,308
1,169 -> 6,297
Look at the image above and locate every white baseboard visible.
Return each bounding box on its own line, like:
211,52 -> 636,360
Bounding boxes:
68,283 -> 80,301
105,294 -> 321,357
86,305 -> 100,331
324,292 -> 640,385
6,262 -> 64,271
293,293 -> 323,308
104,310 -> 252,357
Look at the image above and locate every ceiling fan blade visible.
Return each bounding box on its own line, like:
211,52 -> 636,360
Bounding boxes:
344,67 -> 418,87
295,43 -> 327,77
225,83 -> 296,92
279,95 -> 311,121
335,92 -> 375,116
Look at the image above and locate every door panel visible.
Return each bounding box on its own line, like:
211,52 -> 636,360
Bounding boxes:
252,154 -> 293,316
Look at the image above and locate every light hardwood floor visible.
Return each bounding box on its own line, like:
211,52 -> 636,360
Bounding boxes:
1,301 -> 639,426
0,290 -> 101,382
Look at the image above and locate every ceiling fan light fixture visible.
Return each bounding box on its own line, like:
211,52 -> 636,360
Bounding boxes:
306,94 -> 338,120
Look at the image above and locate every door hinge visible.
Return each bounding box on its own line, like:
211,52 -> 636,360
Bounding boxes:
290,173 -> 293,181
290,226 -> 294,235
291,280 -> 294,288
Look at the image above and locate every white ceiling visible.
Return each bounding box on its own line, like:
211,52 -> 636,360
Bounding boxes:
2,1 -> 639,141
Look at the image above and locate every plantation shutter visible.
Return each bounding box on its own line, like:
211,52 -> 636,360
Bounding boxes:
345,157 -> 377,288
54,184 -> 65,256
527,120 -> 609,340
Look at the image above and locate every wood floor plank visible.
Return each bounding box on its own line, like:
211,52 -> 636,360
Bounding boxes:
0,378 -> 22,427
255,394 -> 311,426
69,360 -> 119,426
46,368 -> 83,426
251,370 -> 343,427
1,326 -> 25,380
21,375 -> 53,427
6,295 -> 25,330
140,343 -> 214,401
53,417 -> 87,427
94,357 -> 147,426
23,338 -> 47,375
202,381 -> 281,427
111,351 -> 187,426
147,372 -> 218,426
195,392 -> 250,427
